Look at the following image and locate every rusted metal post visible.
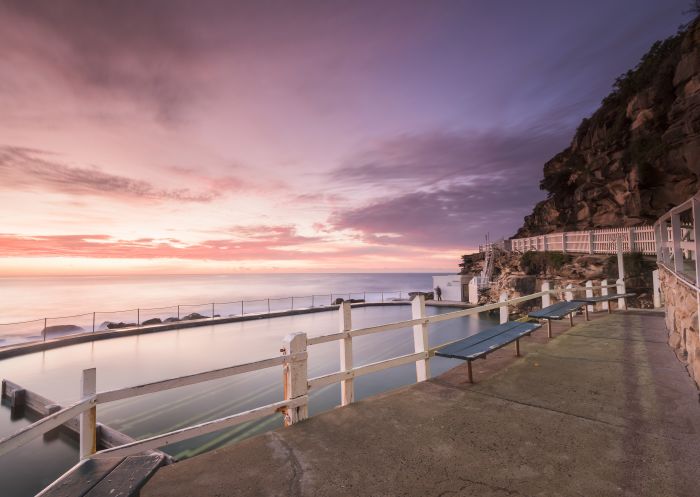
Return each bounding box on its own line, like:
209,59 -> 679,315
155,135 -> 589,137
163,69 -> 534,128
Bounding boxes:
212,303 -> 215,317
92,312 -> 96,333
339,302 -> 354,405
547,319 -> 552,338
177,305 -> 180,320
467,361 -> 473,384
267,298 -> 270,313
282,333 -> 308,426
137,309 -> 140,327
515,339 -> 520,357
80,368 -> 97,459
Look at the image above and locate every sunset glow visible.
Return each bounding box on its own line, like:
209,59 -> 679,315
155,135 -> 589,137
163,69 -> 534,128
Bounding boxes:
0,1 -> 686,275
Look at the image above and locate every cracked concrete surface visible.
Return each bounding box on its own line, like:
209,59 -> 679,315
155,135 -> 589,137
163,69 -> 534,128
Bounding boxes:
142,312 -> 700,497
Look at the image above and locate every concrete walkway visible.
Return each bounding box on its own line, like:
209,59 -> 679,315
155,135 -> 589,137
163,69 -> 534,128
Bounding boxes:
143,312 -> 700,497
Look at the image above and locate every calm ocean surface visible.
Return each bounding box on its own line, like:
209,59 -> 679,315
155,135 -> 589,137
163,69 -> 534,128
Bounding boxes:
0,273 -> 440,323
0,273 -> 495,497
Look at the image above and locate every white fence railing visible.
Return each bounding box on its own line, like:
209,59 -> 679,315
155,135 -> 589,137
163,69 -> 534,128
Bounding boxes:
0,282 -> 629,468
511,226 -> 656,255
655,192 -> 700,290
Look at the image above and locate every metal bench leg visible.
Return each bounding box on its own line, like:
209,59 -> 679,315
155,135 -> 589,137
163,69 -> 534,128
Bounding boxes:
515,339 -> 520,357
467,361 -> 473,384
569,312 -> 574,327
607,304 -> 612,314
547,319 -> 552,338
584,306 -> 589,321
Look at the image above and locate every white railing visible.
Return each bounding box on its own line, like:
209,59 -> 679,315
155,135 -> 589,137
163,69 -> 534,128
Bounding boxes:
655,192 -> 700,289
0,283 -> 625,468
511,226 -> 656,255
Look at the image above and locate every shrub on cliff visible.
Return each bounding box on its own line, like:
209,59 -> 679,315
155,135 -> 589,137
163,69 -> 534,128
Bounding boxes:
520,251 -> 571,276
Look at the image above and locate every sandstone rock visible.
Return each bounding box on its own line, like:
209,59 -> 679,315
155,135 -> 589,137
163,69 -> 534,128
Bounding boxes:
515,19 -> 700,237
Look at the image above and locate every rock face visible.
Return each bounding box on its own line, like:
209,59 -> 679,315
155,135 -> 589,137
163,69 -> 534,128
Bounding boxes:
516,19 -> 700,237
659,266 -> 700,385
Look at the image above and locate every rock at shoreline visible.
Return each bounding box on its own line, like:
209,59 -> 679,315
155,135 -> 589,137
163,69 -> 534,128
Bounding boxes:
333,298 -> 365,305
182,313 -> 208,320
164,317 -> 180,323
141,318 -> 162,326
42,324 -> 84,336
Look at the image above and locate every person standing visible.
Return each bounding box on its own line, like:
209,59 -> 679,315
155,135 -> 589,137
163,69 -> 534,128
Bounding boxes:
435,286 -> 442,301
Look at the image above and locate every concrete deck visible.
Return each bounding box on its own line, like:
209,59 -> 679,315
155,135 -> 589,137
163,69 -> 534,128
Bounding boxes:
143,311 -> 700,497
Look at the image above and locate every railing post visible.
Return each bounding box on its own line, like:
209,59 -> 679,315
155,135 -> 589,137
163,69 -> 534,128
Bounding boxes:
79,368 -> 97,459
267,298 -> 271,313
562,233 -> 567,254
137,309 -> 140,327
541,281 -> 551,308
616,235 -> 625,280
312,295 -> 315,307
282,332 -> 308,426
177,305 -> 180,320
652,270 -> 662,308
588,231 -> 594,254
692,198 -> 700,285
241,301 -> 244,315
564,283 -> 573,301
616,278 -> 627,310
92,312 -> 96,333
628,227 -> 635,253
671,212 -> 683,273
601,279 -> 609,312
585,280 -> 594,315
411,294 -> 430,381
499,291 -> 508,324
212,303 -> 215,318
339,302 -> 354,405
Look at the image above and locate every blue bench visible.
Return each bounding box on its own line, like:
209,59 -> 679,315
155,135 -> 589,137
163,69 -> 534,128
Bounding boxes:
435,321 -> 542,383
573,292 -> 636,320
528,300 -> 585,337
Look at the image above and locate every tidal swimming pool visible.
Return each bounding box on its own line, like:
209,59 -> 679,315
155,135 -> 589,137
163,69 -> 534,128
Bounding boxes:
0,304 -> 496,497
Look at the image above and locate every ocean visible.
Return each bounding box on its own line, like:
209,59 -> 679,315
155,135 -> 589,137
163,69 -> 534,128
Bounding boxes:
1,272 -> 496,497
0,272 -> 441,323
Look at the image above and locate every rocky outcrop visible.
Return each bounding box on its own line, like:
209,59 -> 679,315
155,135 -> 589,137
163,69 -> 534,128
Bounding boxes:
516,18 -> 700,237
659,266 -> 700,385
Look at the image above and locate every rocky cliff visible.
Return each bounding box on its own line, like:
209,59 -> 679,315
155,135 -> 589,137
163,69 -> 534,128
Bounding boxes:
516,18 -> 700,237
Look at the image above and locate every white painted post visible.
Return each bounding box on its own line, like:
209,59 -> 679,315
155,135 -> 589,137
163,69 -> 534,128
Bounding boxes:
601,279 -> 609,311
628,228 -> 635,253
585,280 -> 594,314
338,302 -> 354,406
652,270 -> 661,308
411,295 -> 430,382
282,332 -> 308,426
671,213 -> 683,273
562,233 -> 567,254
588,231 -> 594,254
616,235 -> 625,280
541,281 -> 551,308
564,283 -> 573,301
616,278 -> 627,310
499,291 -> 508,324
468,278 -> 479,304
79,368 -> 97,459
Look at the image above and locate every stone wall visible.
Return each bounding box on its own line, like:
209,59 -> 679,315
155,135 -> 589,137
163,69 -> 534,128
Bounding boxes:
659,266 -> 700,385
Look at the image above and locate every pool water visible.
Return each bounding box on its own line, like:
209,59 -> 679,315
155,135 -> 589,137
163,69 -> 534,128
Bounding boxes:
0,304 -> 496,497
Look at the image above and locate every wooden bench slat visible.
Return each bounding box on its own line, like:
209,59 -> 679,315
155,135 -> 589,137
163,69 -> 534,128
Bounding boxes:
435,322 -> 540,361
36,457 -> 124,497
528,301 -> 584,320
83,454 -> 165,497
572,293 -> 636,303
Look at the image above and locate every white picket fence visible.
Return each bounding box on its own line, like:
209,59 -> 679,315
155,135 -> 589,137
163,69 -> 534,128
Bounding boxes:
510,226 -> 656,255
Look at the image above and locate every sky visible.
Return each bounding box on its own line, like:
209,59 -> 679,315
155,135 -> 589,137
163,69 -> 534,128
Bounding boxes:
0,0 -> 693,275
